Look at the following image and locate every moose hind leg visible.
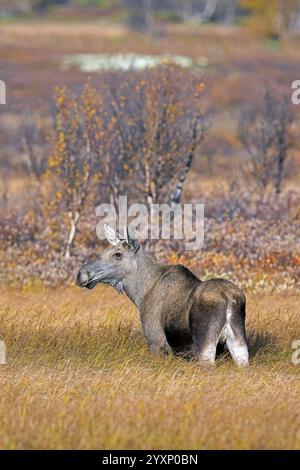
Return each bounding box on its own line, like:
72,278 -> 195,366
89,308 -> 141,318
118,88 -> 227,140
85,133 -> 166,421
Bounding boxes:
226,328 -> 249,366
190,299 -> 226,368
225,304 -> 249,367
197,341 -> 218,367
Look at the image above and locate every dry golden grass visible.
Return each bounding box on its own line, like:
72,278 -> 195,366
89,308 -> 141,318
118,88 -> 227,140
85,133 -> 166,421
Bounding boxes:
0,286 -> 299,450
0,20 -> 300,449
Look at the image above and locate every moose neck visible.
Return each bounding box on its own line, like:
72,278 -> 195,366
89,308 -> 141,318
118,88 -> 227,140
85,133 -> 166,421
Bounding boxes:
122,249 -> 164,309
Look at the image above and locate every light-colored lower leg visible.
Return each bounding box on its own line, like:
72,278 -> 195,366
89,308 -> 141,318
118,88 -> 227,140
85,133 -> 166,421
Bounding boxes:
226,327 -> 249,367
198,343 -> 217,368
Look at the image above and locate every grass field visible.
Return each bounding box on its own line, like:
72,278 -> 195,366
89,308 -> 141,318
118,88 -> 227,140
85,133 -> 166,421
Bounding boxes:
0,286 -> 299,450
0,18 -> 299,450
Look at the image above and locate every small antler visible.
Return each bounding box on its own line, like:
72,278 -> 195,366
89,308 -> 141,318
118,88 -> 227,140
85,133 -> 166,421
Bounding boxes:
125,225 -> 140,253
104,224 -> 120,246
123,223 -> 129,242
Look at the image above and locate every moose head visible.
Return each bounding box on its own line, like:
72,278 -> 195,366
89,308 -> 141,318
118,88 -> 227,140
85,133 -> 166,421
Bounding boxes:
76,225 -> 140,292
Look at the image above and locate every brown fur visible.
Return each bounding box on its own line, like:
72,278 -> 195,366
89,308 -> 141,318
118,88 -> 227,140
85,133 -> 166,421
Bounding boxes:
77,232 -> 249,367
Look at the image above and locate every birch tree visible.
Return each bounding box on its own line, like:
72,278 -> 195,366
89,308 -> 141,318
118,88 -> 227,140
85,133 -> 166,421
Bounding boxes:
239,88 -> 293,194
105,66 -> 207,207
47,85 -> 99,259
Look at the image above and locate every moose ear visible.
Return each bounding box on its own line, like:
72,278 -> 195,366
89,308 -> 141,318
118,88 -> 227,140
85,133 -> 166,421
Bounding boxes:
104,224 -> 120,246
125,226 -> 140,253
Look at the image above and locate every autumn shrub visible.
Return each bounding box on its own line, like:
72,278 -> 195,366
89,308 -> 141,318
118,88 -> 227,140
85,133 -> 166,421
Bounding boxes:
45,85 -> 102,258
238,87 -> 294,194
44,66 -> 207,258
241,0 -> 300,37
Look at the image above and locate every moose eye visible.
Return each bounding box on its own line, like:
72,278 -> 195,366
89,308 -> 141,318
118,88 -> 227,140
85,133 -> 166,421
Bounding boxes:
113,252 -> 122,260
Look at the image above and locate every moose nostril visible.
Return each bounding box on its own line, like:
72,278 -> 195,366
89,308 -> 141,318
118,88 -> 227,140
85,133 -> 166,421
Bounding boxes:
77,271 -> 89,287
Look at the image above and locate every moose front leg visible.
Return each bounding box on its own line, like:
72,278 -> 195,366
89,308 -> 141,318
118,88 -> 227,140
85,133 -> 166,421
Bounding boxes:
141,314 -> 172,356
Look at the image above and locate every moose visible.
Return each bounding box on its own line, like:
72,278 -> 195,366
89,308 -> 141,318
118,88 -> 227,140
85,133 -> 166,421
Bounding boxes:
76,226 -> 249,367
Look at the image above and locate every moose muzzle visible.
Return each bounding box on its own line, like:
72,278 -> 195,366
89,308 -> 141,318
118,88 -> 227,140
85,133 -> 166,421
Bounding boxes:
76,260 -> 101,289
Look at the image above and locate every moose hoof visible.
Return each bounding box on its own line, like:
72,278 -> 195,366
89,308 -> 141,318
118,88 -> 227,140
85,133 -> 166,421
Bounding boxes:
149,343 -> 172,356
198,356 -> 216,369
